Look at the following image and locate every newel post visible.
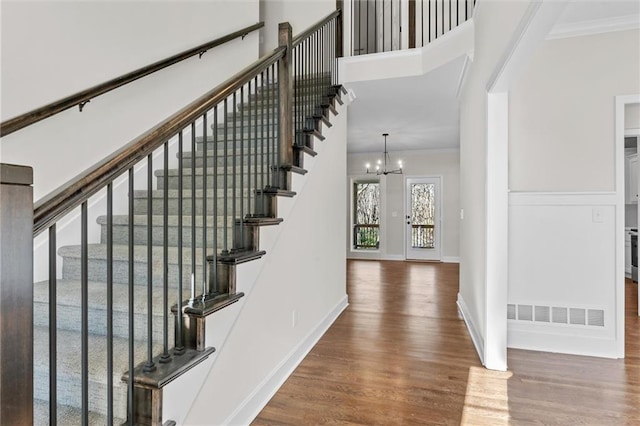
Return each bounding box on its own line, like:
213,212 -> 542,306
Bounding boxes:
0,163 -> 34,425
278,22 -> 293,176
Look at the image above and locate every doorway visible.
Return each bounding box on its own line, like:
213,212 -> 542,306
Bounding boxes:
405,176 -> 441,261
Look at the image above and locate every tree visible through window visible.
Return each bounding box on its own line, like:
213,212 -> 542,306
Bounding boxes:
410,183 -> 435,248
353,182 -> 380,249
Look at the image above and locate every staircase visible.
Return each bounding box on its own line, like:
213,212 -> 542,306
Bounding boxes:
31,73 -> 344,424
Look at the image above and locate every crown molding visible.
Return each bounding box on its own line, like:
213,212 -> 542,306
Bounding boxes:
547,14 -> 640,40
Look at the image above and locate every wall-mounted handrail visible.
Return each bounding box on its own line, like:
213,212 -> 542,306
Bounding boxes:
33,46 -> 286,237
0,22 -> 264,138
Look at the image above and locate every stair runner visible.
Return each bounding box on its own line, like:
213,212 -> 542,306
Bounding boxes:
32,75 -> 334,424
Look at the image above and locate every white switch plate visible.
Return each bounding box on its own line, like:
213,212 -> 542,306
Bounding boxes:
592,207 -> 604,223
460,209 -> 464,220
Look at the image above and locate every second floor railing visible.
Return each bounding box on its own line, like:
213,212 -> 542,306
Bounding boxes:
351,0 -> 476,56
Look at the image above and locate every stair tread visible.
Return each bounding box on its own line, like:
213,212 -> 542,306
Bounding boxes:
33,398 -> 123,426
33,325 -> 157,390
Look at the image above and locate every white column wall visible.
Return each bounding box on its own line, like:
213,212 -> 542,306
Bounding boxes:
457,0 -> 531,366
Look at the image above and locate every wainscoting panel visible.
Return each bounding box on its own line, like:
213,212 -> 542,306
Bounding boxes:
507,192 -> 621,358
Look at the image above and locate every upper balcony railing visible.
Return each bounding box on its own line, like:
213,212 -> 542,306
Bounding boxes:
349,0 -> 475,56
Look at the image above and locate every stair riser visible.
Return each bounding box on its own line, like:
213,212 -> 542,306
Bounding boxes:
100,224 -> 232,249
34,301 -> 174,341
33,370 -> 129,419
61,257 -> 207,288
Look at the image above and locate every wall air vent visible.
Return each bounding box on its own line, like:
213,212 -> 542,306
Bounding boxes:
552,307 -> 568,324
588,309 -> 605,327
508,304 -> 604,328
569,308 -> 586,325
534,306 -> 550,323
517,304 -> 533,321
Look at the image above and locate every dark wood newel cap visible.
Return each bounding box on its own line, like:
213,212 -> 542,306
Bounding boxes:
0,163 -> 33,186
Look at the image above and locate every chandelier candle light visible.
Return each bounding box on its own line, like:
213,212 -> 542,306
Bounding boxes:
366,133 -> 403,175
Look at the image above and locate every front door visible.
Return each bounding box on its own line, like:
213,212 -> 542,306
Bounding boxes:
405,177 -> 441,261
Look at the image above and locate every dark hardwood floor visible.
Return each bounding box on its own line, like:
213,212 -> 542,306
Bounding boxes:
253,261 -> 640,425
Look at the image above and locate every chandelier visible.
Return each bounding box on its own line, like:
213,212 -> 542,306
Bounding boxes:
365,133 -> 403,175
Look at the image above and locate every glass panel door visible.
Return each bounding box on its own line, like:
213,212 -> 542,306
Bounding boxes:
406,177 -> 441,260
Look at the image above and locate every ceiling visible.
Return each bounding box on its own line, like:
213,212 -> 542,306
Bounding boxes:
344,56 -> 465,153
343,1 -> 639,154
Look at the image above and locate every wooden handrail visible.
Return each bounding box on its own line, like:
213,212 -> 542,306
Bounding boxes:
0,22 -> 264,138
292,10 -> 341,47
33,46 -> 286,236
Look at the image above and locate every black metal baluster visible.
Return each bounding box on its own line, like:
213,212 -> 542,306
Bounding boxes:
456,0 -> 459,26
161,142 -> 170,363
247,82 -> 252,217
422,0 -> 425,47
127,168 -> 134,425
48,224 -> 57,426
366,0 -> 369,54
357,0 -> 361,55
383,0 -> 386,51
429,0 -> 431,43
266,69 -> 272,189
260,72 -> 265,210
175,132 -> 185,355
81,201 -> 88,426
106,183 -> 114,422
223,99 -> 229,253
202,114 -> 208,297
240,86 -> 245,247
212,107 -> 218,294
232,92 -> 237,248
254,76 -> 259,215
441,0 -> 444,38
190,122 -> 197,297
144,154 -> 155,373
374,0 -> 377,53
275,65 -> 280,184
449,0 -> 452,32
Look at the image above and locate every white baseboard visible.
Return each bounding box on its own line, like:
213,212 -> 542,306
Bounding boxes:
457,293 -> 485,365
442,256 -> 460,263
347,253 -> 404,261
508,327 -> 622,359
224,295 -> 349,426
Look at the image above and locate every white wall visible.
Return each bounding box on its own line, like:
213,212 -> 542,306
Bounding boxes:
0,0 -> 260,201
184,106 -> 348,425
347,149 -> 460,261
510,29 -> 640,192
260,0 -> 336,54
458,0 -> 531,365
506,29 -> 639,358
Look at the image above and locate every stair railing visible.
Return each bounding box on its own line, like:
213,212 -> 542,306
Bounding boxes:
0,22 -> 264,138
349,0 -> 475,56
2,9 -> 343,426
